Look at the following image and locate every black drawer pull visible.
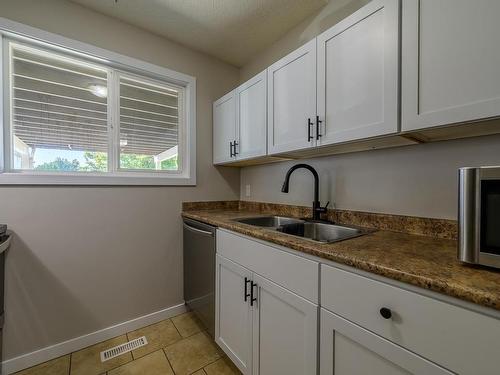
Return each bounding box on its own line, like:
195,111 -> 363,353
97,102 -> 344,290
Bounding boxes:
233,141 -> 239,156
229,141 -> 234,157
250,281 -> 257,306
380,307 -> 392,319
244,277 -> 251,302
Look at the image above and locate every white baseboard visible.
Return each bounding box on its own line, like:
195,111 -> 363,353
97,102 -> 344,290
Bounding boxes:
2,302 -> 187,374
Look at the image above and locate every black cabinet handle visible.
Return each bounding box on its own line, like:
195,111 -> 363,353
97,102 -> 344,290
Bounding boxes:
229,141 -> 234,157
307,118 -> 314,142
250,281 -> 257,306
244,277 -> 251,302
316,116 -> 322,140
233,140 -> 239,156
380,307 -> 392,319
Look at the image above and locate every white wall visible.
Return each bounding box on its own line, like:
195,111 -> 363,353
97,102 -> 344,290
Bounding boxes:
0,0 -> 240,360
239,0 -> 500,220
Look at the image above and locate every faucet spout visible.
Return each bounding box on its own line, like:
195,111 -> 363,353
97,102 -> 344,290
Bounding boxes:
281,164 -> 326,220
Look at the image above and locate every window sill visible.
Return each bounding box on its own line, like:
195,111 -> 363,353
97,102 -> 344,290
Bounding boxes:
0,172 -> 196,186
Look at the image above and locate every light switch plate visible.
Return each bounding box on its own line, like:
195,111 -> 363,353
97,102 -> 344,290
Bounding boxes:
245,184 -> 251,197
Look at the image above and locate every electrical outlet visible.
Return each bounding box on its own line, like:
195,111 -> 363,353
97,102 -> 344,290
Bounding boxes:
245,184 -> 251,197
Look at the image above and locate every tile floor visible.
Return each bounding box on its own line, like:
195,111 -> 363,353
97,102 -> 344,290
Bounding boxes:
15,312 -> 241,375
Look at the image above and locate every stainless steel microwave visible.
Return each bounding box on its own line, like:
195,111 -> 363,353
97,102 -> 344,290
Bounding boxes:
458,166 -> 500,269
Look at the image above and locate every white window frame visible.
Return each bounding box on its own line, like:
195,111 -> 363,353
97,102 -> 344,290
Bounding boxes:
0,18 -> 196,186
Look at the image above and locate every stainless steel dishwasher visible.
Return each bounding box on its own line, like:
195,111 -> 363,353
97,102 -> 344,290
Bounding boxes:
0,225 -> 11,364
183,218 -> 216,338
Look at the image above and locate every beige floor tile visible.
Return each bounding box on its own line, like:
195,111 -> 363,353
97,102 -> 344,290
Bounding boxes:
164,331 -> 221,375
127,319 -> 181,359
171,312 -> 205,338
191,370 -> 206,375
70,335 -> 133,375
204,357 -> 242,375
108,350 -> 174,375
14,355 -> 70,375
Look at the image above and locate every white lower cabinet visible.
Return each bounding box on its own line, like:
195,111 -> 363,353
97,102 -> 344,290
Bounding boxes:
215,253 -> 318,375
252,273 -> 318,375
320,264 -> 500,375
216,230 -> 500,375
320,308 -> 452,375
216,230 -> 319,375
215,255 -> 253,374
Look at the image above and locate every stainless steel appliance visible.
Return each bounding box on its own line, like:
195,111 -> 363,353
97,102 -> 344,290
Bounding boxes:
0,225 -> 11,364
458,166 -> 500,269
183,218 -> 216,337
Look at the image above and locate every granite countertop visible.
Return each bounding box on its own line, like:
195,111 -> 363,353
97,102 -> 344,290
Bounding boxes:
182,203 -> 500,312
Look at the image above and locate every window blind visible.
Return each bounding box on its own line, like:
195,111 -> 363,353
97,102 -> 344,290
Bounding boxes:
119,75 -> 180,170
12,44 -> 109,155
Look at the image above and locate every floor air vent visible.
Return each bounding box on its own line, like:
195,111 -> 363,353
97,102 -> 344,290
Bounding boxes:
100,336 -> 148,362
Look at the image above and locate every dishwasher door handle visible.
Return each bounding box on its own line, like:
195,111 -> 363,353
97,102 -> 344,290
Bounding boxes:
183,223 -> 214,237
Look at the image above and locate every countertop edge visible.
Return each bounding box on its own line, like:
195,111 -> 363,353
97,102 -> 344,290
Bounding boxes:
182,211 -> 500,313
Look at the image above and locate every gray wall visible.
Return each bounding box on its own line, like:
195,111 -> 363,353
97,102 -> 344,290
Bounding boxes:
0,0 -> 240,360
241,0 -> 371,81
239,0 -> 500,220
241,135 -> 500,219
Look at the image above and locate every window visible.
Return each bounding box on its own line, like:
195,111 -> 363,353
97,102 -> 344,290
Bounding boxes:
0,19 -> 196,185
118,74 -> 182,172
10,43 -> 110,172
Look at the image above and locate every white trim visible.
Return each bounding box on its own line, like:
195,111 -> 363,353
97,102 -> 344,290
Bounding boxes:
0,17 -> 196,186
0,172 -> 194,186
0,34 -> 4,172
156,145 -> 178,161
1,302 -> 187,374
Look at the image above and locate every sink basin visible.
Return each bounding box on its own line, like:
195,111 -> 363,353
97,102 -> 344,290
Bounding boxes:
277,222 -> 369,243
234,216 -> 372,243
234,216 -> 304,228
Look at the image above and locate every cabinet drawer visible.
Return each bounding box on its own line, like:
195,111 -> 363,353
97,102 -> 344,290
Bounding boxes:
321,264 -> 500,375
217,229 -> 319,303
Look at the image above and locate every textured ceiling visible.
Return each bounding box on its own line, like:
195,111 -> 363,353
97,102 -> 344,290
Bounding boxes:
69,0 -> 329,66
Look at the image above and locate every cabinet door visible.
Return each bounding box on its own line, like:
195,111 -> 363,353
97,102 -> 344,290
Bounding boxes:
267,39 -> 317,154
236,70 -> 267,160
402,0 -> 500,131
317,0 -> 399,145
213,91 -> 236,164
320,309 -> 453,375
215,255 -> 253,374
252,273 -> 318,375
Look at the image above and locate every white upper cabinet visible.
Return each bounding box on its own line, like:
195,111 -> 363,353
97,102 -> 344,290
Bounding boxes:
213,72 -> 267,164
267,39 -> 317,154
214,0 -> 500,165
317,0 -> 400,145
236,71 -> 267,160
213,90 -> 237,164
402,0 -> 500,131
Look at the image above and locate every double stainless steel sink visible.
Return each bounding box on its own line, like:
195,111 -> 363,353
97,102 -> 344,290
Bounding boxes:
236,216 -> 304,228
234,216 -> 371,243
